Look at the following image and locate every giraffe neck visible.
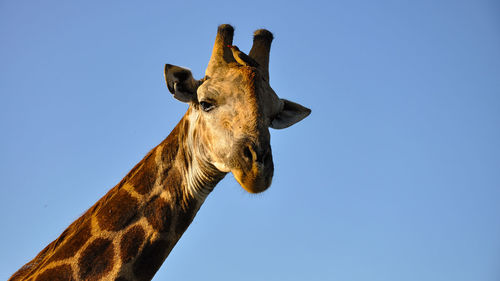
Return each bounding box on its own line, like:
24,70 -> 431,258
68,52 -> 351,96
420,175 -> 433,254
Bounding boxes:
10,112 -> 226,281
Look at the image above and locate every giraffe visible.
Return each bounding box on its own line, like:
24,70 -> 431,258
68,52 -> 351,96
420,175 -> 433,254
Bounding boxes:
9,24 -> 311,281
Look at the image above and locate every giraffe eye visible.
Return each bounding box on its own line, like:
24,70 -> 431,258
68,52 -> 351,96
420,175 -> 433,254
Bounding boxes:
199,101 -> 215,112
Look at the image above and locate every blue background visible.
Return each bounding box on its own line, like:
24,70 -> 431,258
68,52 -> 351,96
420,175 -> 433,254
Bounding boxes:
1,1 -> 499,280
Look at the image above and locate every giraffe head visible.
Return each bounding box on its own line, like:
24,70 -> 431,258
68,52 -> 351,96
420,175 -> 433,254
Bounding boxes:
164,24 -> 310,194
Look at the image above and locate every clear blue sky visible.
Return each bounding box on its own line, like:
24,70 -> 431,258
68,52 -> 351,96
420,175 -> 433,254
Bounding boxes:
1,1 -> 499,280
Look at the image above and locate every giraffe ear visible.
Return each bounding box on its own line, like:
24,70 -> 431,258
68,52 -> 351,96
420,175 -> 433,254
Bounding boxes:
270,99 -> 311,129
164,64 -> 201,103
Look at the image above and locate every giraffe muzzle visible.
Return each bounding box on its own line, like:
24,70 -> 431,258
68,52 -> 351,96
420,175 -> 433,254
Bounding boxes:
232,143 -> 274,193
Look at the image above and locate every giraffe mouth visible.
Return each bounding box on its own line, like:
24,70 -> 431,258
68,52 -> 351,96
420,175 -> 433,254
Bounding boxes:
232,163 -> 274,193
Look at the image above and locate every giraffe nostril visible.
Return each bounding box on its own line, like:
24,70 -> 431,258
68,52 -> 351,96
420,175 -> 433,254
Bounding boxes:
243,145 -> 253,162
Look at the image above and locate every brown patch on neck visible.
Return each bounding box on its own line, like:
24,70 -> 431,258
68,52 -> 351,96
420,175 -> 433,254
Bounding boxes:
132,239 -> 171,281
143,195 -> 173,233
95,188 -> 139,231
34,264 -> 74,281
174,196 -> 199,236
48,219 -> 92,262
129,149 -> 159,195
78,238 -> 115,280
120,225 -> 146,264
